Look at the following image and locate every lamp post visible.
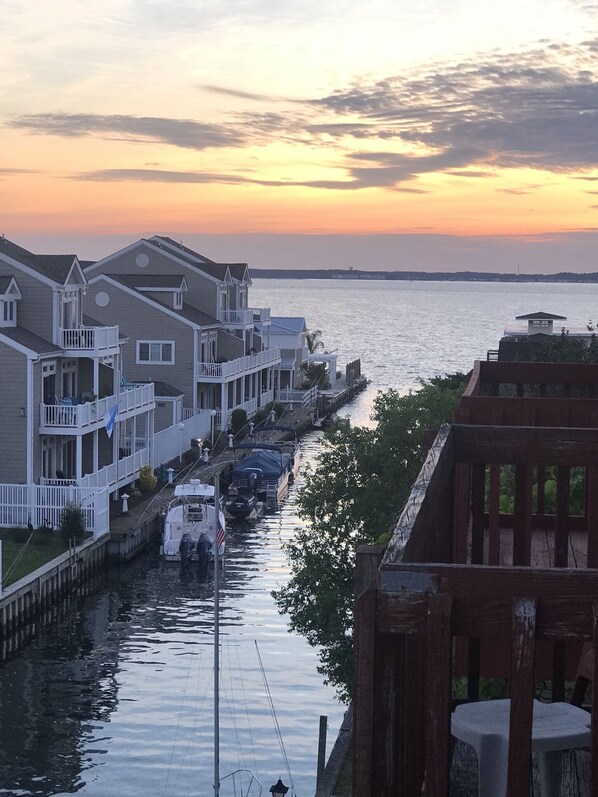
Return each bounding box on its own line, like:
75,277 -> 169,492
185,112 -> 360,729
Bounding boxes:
209,409 -> 217,448
269,780 -> 289,797
178,421 -> 185,464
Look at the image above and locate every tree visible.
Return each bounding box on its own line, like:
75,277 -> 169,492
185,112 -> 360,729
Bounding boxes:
302,360 -> 330,389
273,374 -> 467,701
305,329 -> 325,354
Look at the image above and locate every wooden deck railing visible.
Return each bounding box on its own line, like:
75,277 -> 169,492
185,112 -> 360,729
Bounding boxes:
353,419 -> 598,795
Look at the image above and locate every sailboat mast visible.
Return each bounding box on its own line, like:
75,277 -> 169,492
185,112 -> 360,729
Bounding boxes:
214,474 -> 220,797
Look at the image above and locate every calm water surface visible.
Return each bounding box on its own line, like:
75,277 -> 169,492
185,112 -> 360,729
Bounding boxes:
3,280 -> 598,796
253,278 -> 598,425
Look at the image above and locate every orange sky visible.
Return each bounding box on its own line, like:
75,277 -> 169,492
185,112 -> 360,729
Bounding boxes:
3,1 -> 598,270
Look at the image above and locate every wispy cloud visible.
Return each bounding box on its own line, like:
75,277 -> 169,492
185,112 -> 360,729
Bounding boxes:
9,39 -> 598,193
8,113 -> 245,150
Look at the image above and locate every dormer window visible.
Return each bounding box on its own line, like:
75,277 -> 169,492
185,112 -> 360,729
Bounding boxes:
173,291 -> 183,309
2,300 -> 15,326
0,277 -> 21,328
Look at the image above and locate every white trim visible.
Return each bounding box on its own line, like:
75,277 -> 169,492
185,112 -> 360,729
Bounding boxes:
26,358 -> 33,484
0,277 -> 22,299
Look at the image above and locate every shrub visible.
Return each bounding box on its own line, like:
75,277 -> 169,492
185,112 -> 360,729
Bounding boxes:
59,503 -> 86,542
231,408 -> 248,437
138,464 -> 157,492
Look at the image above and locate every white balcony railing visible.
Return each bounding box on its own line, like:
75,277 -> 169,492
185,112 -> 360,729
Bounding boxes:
40,383 -> 154,431
60,325 -> 119,351
78,448 -> 150,491
219,308 -> 253,326
196,347 -> 280,382
219,307 -> 271,326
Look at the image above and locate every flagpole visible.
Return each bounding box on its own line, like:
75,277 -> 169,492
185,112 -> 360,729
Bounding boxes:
214,472 -> 220,797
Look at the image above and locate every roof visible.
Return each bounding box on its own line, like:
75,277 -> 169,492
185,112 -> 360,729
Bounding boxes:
515,311 -> 567,320
118,274 -> 188,290
150,236 -> 249,282
105,275 -> 219,326
271,317 -> 307,335
136,380 -> 184,398
0,237 -> 79,284
0,326 -> 62,355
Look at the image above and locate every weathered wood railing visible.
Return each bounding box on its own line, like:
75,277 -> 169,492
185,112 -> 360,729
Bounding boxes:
353,420 -> 598,796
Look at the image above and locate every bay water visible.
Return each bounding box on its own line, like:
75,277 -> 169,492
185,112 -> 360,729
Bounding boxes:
1,279 -> 597,796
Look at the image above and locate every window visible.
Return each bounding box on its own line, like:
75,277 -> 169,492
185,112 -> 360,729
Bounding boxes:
137,340 -> 175,364
0,300 -> 16,327
173,292 -> 183,309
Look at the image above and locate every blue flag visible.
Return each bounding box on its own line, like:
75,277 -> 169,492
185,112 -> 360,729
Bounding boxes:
103,404 -> 118,438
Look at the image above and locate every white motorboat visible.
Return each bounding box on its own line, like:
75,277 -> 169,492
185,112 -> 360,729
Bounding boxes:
161,480 -> 226,562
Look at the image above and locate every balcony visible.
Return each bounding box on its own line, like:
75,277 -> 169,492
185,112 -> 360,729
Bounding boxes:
219,307 -> 271,328
219,308 -> 254,327
39,383 -> 154,434
353,363 -> 598,793
196,347 -> 280,382
60,325 -> 119,354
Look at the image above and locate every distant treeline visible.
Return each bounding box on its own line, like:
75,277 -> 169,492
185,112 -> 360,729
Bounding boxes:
251,268 -> 598,283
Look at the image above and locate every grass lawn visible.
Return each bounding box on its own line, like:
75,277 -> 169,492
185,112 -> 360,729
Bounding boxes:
0,528 -> 71,587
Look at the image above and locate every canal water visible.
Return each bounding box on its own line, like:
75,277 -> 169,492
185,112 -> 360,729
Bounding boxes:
0,433 -> 344,797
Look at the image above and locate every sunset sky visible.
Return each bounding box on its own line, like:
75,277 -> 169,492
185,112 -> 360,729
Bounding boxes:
3,0 -> 598,272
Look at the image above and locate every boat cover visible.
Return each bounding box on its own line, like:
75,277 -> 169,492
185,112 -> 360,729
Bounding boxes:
233,450 -> 291,479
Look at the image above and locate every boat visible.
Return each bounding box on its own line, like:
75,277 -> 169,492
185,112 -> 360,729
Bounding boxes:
225,442 -> 300,515
161,479 -> 226,562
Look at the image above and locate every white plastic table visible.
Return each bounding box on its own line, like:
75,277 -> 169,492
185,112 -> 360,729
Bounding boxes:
451,699 -> 591,797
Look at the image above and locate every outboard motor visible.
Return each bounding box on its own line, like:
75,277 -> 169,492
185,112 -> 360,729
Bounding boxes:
179,532 -> 195,565
196,532 -> 211,580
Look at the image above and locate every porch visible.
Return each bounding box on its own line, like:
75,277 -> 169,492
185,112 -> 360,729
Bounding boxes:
39,383 -> 154,433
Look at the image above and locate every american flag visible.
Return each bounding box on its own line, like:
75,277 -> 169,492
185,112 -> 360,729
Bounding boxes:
216,515 -> 226,551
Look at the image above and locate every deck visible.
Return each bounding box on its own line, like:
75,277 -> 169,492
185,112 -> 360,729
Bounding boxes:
352,362 -> 598,796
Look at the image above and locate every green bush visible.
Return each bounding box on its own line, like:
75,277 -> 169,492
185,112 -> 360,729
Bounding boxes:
138,464 -> 157,492
231,408 -> 248,437
59,503 -> 86,542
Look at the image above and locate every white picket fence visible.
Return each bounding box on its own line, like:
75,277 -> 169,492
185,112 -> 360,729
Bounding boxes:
0,484 -> 110,538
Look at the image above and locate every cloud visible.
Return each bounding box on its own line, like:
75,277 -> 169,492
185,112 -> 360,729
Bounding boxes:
201,84 -> 281,102
8,113 -> 245,150
0,167 -> 38,179
307,42 -> 598,187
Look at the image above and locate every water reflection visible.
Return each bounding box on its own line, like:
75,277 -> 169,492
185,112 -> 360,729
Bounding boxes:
0,433 -> 344,797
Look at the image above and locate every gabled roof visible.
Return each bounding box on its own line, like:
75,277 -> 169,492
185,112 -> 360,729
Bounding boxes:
150,236 -> 250,283
86,236 -> 251,286
0,327 -> 61,356
136,379 -> 184,398
0,237 -> 83,285
271,317 -> 307,334
0,276 -> 21,298
515,311 -> 567,320
118,274 -> 188,290
91,274 -> 220,328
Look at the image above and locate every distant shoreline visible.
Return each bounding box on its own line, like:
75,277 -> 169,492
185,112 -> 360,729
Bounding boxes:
252,268 -> 598,283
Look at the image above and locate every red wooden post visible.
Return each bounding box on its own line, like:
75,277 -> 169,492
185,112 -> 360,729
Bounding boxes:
555,466 -> 571,567
507,597 -> 537,797
425,594 -> 453,797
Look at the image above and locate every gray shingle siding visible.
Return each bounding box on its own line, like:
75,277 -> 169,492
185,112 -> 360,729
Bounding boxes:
0,343 -> 28,482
